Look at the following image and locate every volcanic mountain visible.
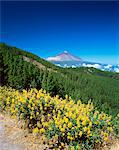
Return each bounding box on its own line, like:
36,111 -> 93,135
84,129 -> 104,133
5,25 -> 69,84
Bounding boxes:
46,51 -> 82,62
46,51 -> 119,72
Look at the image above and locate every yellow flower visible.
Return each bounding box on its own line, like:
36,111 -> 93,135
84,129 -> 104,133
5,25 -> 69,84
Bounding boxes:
89,122 -> 92,127
43,122 -> 49,127
48,113 -> 51,117
33,127 -> 39,134
0,86 -> 115,149
68,122 -> 72,128
71,146 -> 75,150
36,112 -> 39,116
71,114 -> 75,119
37,122 -> 42,128
60,128 -> 65,133
96,140 -> 99,143
103,132 -> 108,137
94,121 -> 98,125
89,133 -> 92,137
82,120 -> 86,126
87,129 -> 91,135
83,127 -> 87,132
39,128 -> 45,134
104,137 -> 109,142
63,123 -> 67,128
12,99 -> 15,103
53,109 -> 55,113
79,131 -> 82,137
64,117 -> 68,123
76,145 -> 81,150
31,107 -> 34,111
30,116 -> 33,120
70,136 -> 74,141
72,127 -> 75,130
109,127 -> 113,132
61,142 -> 65,147
77,122 -> 80,128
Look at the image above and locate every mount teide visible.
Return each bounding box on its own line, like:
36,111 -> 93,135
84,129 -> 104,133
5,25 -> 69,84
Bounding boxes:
46,51 -> 119,72
46,51 -> 82,62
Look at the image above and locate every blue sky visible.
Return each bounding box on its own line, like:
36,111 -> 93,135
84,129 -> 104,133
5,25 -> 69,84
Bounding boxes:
1,1 -> 119,64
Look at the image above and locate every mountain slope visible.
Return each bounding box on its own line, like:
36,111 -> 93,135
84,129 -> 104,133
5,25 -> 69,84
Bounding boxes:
0,43 -> 119,116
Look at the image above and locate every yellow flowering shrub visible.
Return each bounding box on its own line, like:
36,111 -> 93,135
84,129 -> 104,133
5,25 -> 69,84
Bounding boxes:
0,86 -> 114,149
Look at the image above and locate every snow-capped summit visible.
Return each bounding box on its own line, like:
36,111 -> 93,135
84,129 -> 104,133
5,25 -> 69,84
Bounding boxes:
64,50 -> 68,53
46,51 -> 82,62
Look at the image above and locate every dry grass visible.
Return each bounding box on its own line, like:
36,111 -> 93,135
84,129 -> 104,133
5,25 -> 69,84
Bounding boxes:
0,113 -> 47,150
23,56 -> 57,73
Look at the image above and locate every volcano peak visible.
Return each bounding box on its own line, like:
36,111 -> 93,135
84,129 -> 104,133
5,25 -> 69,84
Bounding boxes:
46,51 -> 82,62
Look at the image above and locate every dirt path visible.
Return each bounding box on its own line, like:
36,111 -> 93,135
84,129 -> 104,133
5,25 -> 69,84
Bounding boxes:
0,115 -> 25,150
0,113 -> 119,150
0,114 -> 47,150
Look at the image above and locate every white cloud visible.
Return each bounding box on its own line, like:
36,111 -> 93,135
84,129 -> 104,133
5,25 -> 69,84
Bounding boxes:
64,64 -> 67,67
114,68 -> 119,73
104,64 -> 112,69
56,64 -> 61,67
82,63 -> 101,69
64,64 -> 70,68
72,65 -> 76,68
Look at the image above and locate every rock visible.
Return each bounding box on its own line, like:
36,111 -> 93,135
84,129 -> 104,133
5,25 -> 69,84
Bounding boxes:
0,114 -> 4,120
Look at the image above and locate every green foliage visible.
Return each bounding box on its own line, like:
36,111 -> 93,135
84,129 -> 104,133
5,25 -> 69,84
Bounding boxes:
112,114 -> 119,137
0,43 -> 119,116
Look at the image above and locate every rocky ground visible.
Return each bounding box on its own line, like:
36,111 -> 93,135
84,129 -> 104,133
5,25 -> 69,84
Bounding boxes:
0,114 -> 47,150
0,113 -> 119,150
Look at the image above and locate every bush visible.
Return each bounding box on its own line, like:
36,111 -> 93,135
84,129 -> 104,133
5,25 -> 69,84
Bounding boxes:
112,114 -> 119,137
0,86 -> 115,150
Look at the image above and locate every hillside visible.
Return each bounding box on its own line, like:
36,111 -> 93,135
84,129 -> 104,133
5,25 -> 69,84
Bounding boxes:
0,43 -> 119,116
